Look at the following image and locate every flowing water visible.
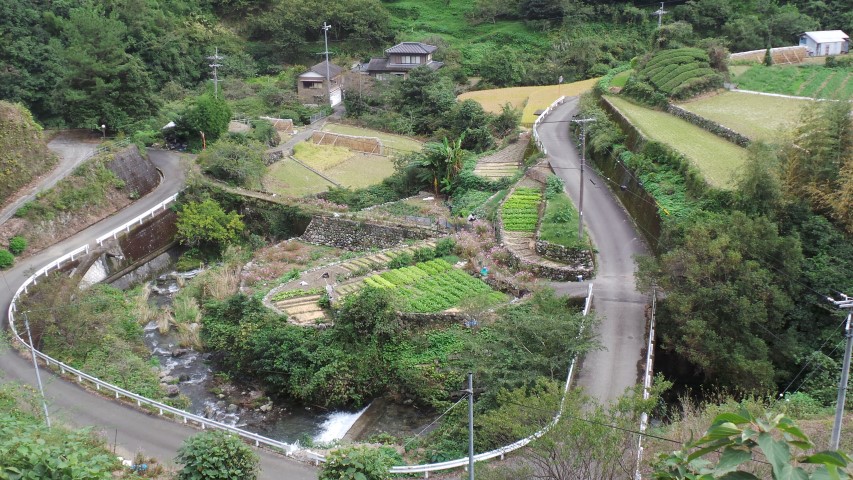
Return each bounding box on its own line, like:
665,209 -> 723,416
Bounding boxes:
142,270 -> 369,444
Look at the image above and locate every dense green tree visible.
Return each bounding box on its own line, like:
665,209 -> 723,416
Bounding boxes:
176,199 -> 244,250
392,66 -> 456,135
735,142 -> 784,217
199,139 -> 266,189
60,6 -> 159,130
638,211 -> 803,391
175,431 -> 259,480
178,93 -> 232,149
478,48 -> 527,87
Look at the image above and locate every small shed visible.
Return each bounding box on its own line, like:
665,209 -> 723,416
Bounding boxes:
297,60 -> 343,107
799,30 -> 849,57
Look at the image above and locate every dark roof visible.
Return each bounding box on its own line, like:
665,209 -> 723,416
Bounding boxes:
385,42 -> 438,55
364,58 -> 444,73
303,60 -> 342,78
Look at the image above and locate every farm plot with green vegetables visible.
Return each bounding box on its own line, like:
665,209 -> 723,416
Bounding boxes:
363,259 -> 505,313
501,188 -> 542,232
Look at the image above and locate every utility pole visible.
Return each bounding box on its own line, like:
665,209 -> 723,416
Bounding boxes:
207,47 -> 223,98
23,312 -> 51,428
571,118 -> 596,241
322,22 -> 332,107
830,293 -> 853,450
653,2 -> 668,28
467,372 -> 474,480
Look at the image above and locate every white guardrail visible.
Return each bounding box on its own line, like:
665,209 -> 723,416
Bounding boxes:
634,289 -> 657,479
532,95 -> 567,157
9,118 -> 594,474
5,194 -> 325,464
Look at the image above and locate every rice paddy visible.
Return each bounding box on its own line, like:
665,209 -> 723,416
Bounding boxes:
458,78 -> 600,125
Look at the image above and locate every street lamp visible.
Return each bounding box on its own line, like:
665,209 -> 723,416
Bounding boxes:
101,124 -> 106,139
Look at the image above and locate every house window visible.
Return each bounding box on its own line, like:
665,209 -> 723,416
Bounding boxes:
303,81 -> 323,89
400,55 -> 421,64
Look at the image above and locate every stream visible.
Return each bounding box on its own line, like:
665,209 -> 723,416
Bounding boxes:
142,271 -> 366,445
139,269 -> 428,446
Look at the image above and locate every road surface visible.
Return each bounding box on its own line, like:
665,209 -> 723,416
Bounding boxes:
538,98 -> 650,403
0,132 -> 100,225
0,148 -> 318,479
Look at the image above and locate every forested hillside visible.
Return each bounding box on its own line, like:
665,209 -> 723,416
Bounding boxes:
2,0 -> 848,132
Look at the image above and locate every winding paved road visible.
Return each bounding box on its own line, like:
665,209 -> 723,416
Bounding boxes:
538,98 -> 650,403
0,149 -> 317,479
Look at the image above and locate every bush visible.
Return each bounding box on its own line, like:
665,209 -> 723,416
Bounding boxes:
434,238 -> 456,257
388,253 -> 413,269
0,249 -> 14,268
8,236 -> 26,255
413,246 -> 436,263
320,445 -> 403,480
175,431 -> 259,480
545,174 -> 564,199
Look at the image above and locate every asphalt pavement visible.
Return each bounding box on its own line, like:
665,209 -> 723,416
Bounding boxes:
538,99 -> 650,403
0,148 -> 318,479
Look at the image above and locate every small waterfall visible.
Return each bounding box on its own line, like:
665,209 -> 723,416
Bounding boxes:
313,404 -> 371,443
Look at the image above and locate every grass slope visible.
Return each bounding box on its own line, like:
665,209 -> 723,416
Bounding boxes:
733,64 -> 853,99
0,101 -> 57,205
459,78 -> 599,125
606,96 -> 747,188
385,0 -> 550,71
264,159 -> 335,196
677,92 -> 810,142
539,193 -> 585,249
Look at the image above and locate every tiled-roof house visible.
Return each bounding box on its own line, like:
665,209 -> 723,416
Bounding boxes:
297,60 -> 343,106
360,42 -> 444,79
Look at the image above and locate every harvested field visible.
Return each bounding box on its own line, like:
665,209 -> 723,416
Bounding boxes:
459,78 -> 599,125
677,91 -> 809,142
264,159 -> 335,197
605,96 -> 748,188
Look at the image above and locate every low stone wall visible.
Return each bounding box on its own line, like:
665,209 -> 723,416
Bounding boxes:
666,104 -> 751,147
311,131 -> 383,155
300,215 -> 439,251
107,146 -> 160,198
505,247 -> 593,281
534,240 -> 594,267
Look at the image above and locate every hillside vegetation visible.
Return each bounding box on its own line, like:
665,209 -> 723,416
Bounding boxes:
0,101 -> 57,205
624,47 -> 724,103
733,63 -> 853,99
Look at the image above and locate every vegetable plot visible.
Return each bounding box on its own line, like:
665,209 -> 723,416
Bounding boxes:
363,259 -> 505,313
501,187 -> 542,232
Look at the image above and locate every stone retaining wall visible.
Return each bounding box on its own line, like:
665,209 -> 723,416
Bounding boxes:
107,146 -> 160,198
300,215 -> 439,251
505,247 -> 593,281
666,104 -> 751,147
398,311 -> 467,327
534,240 -> 594,267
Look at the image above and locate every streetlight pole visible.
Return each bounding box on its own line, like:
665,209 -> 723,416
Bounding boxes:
101,124 -> 106,140
322,22 -> 332,106
830,294 -> 853,450
571,118 -> 596,242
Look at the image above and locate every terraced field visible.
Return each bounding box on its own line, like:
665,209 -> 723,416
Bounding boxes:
677,91 -> 810,142
459,78 -> 599,125
734,64 -> 853,99
321,123 -> 423,153
605,96 -> 748,188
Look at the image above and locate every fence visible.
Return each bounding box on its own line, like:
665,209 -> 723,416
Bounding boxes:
86,138 -> 132,161
634,288 -> 657,479
311,131 -> 383,155
4,193 -> 326,465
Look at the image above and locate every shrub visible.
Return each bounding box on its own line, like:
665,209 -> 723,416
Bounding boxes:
413,246 -> 436,263
175,431 -> 259,480
388,253 -> 414,269
0,249 -> 14,269
434,238 -> 456,257
545,174 -> 564,199
320,445 -> 402,480
8,236 -> 26,255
